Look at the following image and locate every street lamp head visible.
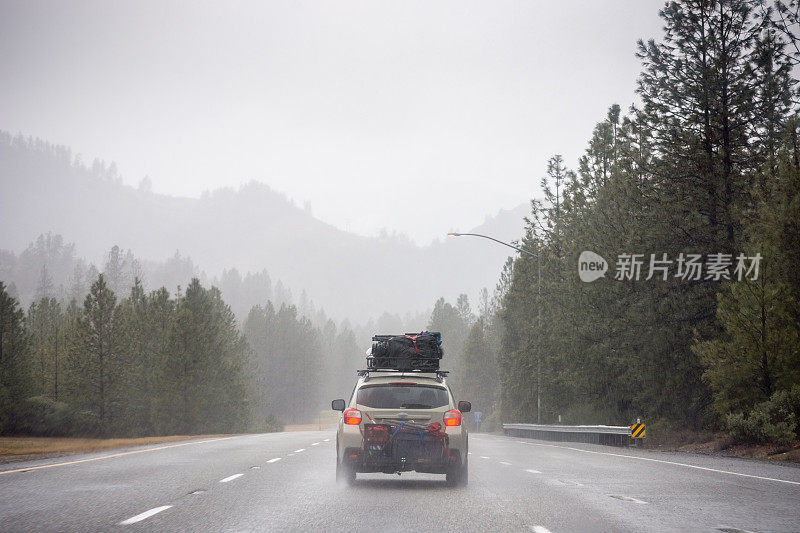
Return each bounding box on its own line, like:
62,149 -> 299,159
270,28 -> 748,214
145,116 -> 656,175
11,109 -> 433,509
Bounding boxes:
445,231 -> 538,259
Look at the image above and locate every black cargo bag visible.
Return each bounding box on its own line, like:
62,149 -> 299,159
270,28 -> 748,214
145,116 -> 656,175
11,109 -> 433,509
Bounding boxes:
371,331 -> 443,359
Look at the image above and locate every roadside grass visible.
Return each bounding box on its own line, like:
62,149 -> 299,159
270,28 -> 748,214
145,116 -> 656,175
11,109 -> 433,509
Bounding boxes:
283,409 -> 339,432
643,425 -> 800,463
0,435 -> 230,463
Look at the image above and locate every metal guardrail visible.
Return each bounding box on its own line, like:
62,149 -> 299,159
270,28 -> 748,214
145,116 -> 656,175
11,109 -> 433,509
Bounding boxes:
503,423 -> 633,446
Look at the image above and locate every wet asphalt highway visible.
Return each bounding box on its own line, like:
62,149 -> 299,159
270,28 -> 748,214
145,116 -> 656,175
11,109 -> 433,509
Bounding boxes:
0,431 -> 798,532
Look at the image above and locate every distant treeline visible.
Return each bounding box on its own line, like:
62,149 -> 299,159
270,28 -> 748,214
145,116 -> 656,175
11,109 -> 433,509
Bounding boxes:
0,233 -> 434,438
0,232 -> 326,327
0,231 -> 428,347
472,0 -> 800,445
0,273 -> 363,437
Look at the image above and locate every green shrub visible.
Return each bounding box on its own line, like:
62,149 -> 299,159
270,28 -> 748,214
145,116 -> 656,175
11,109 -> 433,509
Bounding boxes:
13,396 -> 71,436
69,409 -> 101,437
12,396 -> 100,437
726,385 -> 800,446
262,413 -> 283,433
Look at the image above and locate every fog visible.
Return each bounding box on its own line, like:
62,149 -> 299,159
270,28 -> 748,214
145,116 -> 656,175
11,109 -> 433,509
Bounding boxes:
1,0 -> 664,244
0,0 -> 666,327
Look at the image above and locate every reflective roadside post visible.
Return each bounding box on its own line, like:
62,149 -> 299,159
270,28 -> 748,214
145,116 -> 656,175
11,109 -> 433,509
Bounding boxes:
447,232 -> 544,424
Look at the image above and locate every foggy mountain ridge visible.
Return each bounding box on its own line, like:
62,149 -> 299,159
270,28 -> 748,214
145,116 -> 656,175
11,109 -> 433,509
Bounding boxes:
0,132 -> 528,321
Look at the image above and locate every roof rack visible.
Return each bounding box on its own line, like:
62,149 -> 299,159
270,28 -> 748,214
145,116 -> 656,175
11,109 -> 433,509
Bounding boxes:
357,369 -> 450,383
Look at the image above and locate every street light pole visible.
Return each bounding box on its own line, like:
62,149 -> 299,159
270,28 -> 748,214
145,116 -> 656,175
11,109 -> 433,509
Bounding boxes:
447,232 -> 543,424
537,255 -> 541,424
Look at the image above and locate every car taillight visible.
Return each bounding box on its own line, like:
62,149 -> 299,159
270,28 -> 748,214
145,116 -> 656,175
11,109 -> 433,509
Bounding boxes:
443,409 -> 461,426
364,424 -> 390,443
343,408 -> 362,425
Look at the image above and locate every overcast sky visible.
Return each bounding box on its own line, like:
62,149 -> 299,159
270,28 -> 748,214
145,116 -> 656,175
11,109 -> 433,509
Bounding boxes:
1,0 -> 665,244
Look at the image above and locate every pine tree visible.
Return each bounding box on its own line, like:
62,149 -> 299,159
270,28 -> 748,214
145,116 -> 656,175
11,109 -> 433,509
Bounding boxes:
71,274 -> 119,435
636,0 -> 780,253
696,119 -> 800,425
157,279 -> 249,434
428,297 -> 470,394
460,318 -> 497,419
35,265 -> 55,300
243,301 -> 322,425
145,286 -> 176,434
0,282 -> 32,433
114,279 -> 153,435
26,297 -> 64,400
104,245 -> 129,296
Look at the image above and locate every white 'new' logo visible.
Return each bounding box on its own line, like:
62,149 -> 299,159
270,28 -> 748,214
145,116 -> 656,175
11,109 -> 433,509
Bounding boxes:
578,251 -> 608,282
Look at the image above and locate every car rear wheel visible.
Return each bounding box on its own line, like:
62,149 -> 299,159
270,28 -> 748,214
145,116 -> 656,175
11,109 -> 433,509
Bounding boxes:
446,455 -> 468,487
336,457 -> 356,485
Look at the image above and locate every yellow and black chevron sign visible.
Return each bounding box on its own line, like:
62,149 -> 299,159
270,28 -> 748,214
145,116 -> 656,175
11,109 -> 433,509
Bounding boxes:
631,423 -> 646,438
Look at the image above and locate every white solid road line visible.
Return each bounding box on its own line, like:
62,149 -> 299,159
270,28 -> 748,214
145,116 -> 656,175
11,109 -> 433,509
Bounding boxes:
528,525 -> 553,533
294,448 -> 306,453
610,495 -> 648,504
220,474 -> 244,483
119,505 -> 172,525
499,461 -> 512,466
267,458 -> 281,463
514,439 -> 800,486
525,469 -> 542,474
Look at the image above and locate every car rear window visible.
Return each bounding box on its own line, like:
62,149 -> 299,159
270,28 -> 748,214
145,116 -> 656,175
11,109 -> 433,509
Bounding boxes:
356,384 -> 449,409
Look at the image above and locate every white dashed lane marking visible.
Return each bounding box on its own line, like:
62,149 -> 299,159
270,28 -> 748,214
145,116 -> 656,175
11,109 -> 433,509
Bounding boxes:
294,448 -> 305,453
526,469 -> 541,474
267,458 -> 281,463
499,461 -> 512,466
480,456 -> 490,459
609,495 -> 647,504
311,442 -> 320,446
120,506 -> 172,525
220,474 -> 243,483
528,525 -> 553,533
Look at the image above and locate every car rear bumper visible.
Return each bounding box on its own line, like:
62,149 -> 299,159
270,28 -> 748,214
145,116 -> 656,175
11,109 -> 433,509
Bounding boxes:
338,421 -> 467,474
343,446 -> 463,474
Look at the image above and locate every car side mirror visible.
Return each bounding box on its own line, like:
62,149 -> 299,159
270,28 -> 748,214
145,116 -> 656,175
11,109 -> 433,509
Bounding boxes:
331,399 -> 346,411
458,400 -> 471,413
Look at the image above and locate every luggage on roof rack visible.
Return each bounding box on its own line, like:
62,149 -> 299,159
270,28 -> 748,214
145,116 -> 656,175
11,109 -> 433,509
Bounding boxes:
367,331 -> 443,371
371,331 -> 443,358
